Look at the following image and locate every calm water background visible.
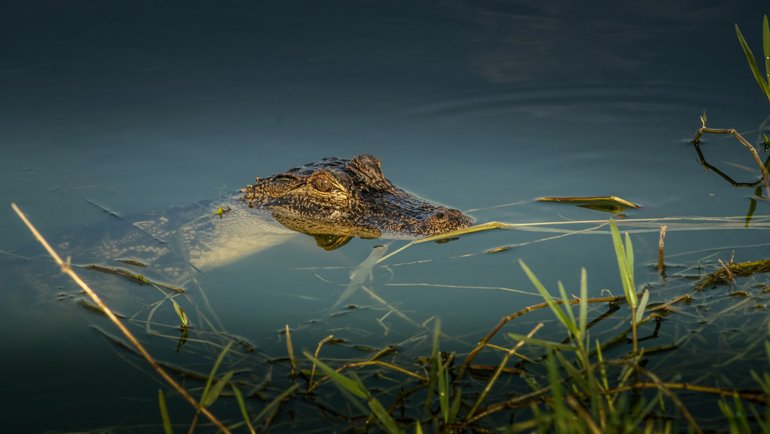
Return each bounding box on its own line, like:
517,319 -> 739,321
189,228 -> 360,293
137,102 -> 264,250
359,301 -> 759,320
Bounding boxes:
2,1 -> 770,432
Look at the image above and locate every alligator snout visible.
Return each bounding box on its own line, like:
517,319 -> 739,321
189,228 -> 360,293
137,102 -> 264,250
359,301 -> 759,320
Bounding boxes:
418,207 -> 473,235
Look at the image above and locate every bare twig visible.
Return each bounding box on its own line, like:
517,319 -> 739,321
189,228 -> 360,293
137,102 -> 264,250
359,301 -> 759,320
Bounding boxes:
466,322 -> 544,419
308,335 -> 335,390
11,203 -> 231,433
692,117 -> 770,196
605,381 -> 766,405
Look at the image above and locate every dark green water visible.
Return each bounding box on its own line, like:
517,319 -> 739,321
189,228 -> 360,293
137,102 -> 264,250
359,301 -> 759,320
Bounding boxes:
2,1 -> 770,432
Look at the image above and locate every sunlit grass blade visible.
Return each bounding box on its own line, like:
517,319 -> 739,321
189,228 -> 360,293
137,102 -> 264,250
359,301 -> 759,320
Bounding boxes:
579,268 -> 588,343
519,260 -> 579,337
557,281 -> 577,335
305,352 -> 366,399
284,324 -> 296,378
736,22 -> 770,102
635,288 -> 650,324
171,299 -> 189,329
609,220 -> 636,308
415,421 -> 424,434
595,339 -> 610,391
158,389 -> 173,434
231,385 -> 257,434
507,333 -> 577,351
624,232 -> 634,284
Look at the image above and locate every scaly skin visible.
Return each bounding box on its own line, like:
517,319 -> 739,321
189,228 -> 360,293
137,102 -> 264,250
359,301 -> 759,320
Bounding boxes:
240,154 -> 473,238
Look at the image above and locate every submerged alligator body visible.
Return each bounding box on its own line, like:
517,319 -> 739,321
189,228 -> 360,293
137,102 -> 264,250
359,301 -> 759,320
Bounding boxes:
53,155 -> 472,285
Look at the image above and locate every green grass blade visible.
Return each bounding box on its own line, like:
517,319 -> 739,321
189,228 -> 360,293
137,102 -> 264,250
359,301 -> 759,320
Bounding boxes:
252,383 -> 300,426
202,370 -> 234,407
368,397 -> 403,434
557,281 -> 578,337
307,352 -> 402,434
231,385 -> 256,434
423,318 -> 441,416
171,299 -> 189,329
609,220 -> 636,308
736,23 -> 770,102
305,352 -> 367,399
546,352 -> 568,432
519,260 -> 578,337
438,356 -> 450,422
415,421 -> 424,434
201,341 -> 234,404
449,387 -> 462,424
624,232 -> 635,286
158,389 -> 173,434
507,333 -> 577,351
595,339 -> 610,391
635,288 -> 650,324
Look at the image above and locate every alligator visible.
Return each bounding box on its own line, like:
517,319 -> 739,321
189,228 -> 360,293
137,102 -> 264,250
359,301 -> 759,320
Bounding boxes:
242,154 -> 473,245
49,155 -> 473,285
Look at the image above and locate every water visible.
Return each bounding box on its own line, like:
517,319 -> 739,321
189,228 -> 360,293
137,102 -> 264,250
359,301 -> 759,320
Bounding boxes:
2,1 -> 770,432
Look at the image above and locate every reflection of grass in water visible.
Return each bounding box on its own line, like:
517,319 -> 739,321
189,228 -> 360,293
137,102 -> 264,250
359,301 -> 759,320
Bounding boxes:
14,200 -> 770,432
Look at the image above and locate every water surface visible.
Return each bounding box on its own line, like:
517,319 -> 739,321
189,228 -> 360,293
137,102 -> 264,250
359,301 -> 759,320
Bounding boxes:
2,1 -> 770,432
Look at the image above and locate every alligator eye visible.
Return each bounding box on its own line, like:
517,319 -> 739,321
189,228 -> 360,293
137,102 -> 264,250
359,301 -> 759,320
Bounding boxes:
312,177 -> 333,193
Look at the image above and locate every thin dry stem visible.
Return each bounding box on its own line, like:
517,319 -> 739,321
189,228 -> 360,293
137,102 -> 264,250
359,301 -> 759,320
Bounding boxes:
285,324 -> 296,378
308,334 -> 335,390
10,203 -> 231,433
718,258 -> 736,287
608,381 -> 766,404
467,322 -> 544,419
658,224 -> 668,277
692,123 -> 770,196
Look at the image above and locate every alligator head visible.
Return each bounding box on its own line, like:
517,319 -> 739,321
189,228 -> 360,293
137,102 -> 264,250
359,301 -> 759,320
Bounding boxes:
240,154 -> 473,249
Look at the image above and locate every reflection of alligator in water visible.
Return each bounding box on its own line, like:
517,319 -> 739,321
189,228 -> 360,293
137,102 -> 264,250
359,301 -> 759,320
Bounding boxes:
55,154 -> 473,286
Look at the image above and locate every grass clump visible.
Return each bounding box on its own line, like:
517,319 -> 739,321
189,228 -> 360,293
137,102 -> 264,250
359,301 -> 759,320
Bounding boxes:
305,217 -> 770,433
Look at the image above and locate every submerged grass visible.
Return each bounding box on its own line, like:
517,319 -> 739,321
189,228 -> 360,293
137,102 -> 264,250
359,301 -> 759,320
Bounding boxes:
13,205 -> 770,431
